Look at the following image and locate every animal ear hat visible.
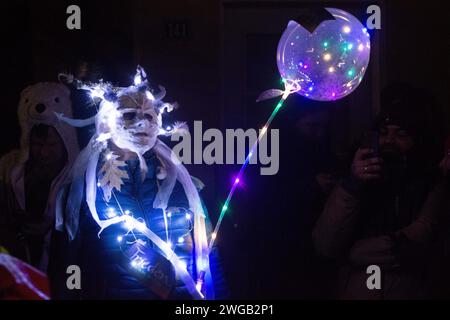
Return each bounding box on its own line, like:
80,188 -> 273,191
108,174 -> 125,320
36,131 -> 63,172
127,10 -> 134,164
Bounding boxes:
2,82 -> 79,223
18,82 -> 79,166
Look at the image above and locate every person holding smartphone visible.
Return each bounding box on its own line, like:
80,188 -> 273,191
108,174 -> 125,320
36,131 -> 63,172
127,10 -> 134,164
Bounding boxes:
312,84 -> 450,299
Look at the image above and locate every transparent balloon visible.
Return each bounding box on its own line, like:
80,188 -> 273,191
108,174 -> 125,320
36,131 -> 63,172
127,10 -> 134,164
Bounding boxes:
277,7 -> 371,101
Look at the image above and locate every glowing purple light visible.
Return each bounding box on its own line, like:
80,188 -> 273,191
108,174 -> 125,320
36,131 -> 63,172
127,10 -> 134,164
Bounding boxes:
277,8 -> 370,101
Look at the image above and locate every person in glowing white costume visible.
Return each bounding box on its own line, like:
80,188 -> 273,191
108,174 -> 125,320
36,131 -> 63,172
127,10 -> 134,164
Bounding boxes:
54,67 -> 227,300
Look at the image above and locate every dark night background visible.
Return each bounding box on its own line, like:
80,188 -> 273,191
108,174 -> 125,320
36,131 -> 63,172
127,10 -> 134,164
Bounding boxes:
1,0 -> 449,298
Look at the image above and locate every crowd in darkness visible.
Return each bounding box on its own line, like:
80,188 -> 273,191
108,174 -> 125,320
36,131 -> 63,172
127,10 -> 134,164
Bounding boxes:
0,0 -> 449,302
242,84 -> 450,299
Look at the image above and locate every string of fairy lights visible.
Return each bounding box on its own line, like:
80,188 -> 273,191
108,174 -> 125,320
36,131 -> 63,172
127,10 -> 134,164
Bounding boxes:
209,79 -> 300,250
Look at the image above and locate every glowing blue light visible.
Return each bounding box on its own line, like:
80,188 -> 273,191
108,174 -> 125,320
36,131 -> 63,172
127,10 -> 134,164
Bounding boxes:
89,87 -> 104,99
134,74 -> 142,85
124,218 -> 135,230
185,213 -> 191,220
135,221 -> 146,232
123,216 -> 147,231
117,236 -> 123,242
106,207 -> 116,218
145,91 -> 154,100
178,236 -> 185,244
130,256 -> 147,270
178,260 -> 187,270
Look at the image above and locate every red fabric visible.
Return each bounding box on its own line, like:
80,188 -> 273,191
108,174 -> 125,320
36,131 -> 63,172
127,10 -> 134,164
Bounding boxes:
0,253 -> 50,300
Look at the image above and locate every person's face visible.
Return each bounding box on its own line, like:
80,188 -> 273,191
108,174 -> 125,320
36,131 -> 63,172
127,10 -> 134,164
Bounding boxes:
111,93 -> 160,153
29,126 -> 66,167
378,125 -> 415,156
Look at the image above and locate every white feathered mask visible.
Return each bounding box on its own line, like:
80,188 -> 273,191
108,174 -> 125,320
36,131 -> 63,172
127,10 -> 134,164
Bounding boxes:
57,66 -> 187,180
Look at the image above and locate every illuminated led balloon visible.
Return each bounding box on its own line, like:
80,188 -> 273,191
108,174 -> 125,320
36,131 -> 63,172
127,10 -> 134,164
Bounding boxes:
277,7 -> 371,101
